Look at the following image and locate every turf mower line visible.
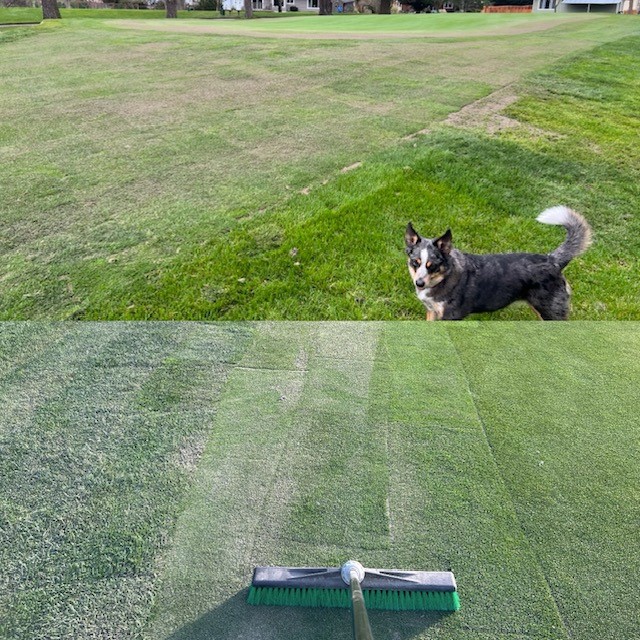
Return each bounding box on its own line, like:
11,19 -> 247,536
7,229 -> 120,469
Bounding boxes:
248,560 -> 459,639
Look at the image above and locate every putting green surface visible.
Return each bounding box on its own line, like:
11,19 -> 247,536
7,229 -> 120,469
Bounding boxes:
149,323 -> 639,640
2,323 -> 638,639
112,14 -> 595,39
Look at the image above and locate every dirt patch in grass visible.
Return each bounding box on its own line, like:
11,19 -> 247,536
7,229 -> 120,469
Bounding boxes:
445,85 -> 522,133
443,83 -> 567,140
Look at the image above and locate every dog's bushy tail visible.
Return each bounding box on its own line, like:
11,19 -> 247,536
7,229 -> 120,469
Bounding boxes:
537,206 -> 592,269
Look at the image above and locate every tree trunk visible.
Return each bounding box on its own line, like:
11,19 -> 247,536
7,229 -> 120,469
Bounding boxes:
42,0 -> 61,19
379,0 -> 391,11
319,0 -> 332,13
166,0 -> 178,18
244,0 -> 254,17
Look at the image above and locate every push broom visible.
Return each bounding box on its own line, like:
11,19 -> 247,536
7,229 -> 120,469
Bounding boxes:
248,559 -> 459,639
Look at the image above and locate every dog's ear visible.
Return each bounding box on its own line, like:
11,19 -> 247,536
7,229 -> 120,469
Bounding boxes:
405,222 -> 421,250
435,229 -> 453,254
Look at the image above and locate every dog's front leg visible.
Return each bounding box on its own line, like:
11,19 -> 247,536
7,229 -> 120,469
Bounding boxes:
423,300 -> 444,321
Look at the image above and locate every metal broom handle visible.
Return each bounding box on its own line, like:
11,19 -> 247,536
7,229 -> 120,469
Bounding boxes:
342,561 -> 375,640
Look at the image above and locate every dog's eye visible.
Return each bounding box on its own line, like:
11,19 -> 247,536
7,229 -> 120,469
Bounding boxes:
410,259 -> 420,269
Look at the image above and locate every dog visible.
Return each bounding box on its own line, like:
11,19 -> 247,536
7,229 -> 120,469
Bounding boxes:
405,206 -> 592,320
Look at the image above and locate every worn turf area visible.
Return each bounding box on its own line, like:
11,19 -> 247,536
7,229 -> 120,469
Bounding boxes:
1,16 -> 639,319
118,34 -> 639,322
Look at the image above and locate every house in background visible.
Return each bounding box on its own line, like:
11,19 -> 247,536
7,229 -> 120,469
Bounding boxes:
253,0 -> 320,9
223,0 -> 321,10
534,0 -> 638,11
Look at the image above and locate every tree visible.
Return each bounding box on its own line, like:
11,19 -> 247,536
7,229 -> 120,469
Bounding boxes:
166,0 -> 178,17
244,0 -> 254,17
319,0 -> 332,13
379,0 -> 391,11
42,0 -> 61,19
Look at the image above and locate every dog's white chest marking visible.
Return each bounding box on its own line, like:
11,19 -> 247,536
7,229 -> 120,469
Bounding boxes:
417,289 -> 445,319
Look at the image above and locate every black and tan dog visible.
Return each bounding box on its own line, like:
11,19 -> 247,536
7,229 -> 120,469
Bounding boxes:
405,206 -> 592,320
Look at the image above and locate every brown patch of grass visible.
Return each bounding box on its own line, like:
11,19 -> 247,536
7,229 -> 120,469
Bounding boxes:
444,84 -> 567,138
444,86 -> 522,133
174,434 -> 208,473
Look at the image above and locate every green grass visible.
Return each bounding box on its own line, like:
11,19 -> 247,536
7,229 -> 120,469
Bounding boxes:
0,323 -> 252,639
126,322 -> 640,640
0,8 -> 41,23
115,12 -> 596,36
3,322 -> 638,639
1,16 -> 639,320
0,25 -> 41,45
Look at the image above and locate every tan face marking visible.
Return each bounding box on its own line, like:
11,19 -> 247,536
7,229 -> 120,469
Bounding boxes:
407,256 -> 422,280
426,273 -> 445,287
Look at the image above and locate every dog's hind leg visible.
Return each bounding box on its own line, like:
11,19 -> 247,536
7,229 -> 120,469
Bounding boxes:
527,279 -> 571,320
527,304 -> 544,321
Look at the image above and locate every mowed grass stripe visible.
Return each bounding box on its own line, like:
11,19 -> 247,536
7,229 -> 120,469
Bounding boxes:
0,323 -> 251,640
364,324 -> 566,640
448,323 -> 640,640
146,323 -> 315,638
278,322 -> 386,554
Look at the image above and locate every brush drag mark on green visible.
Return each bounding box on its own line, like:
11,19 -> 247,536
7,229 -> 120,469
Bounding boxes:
2,323 -> 639,640
147,322 -> 386,639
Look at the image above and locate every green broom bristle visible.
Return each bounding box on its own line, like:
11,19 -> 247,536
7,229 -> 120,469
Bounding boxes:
247,586 -> 460,612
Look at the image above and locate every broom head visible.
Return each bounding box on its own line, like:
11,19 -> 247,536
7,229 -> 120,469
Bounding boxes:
247,565 -> 459,612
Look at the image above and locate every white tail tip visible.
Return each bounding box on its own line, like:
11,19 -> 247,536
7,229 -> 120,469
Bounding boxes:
536,206 -> 572,226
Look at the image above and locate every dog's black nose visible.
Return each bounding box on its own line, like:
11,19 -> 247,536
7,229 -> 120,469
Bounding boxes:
416,278 -> 425,289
